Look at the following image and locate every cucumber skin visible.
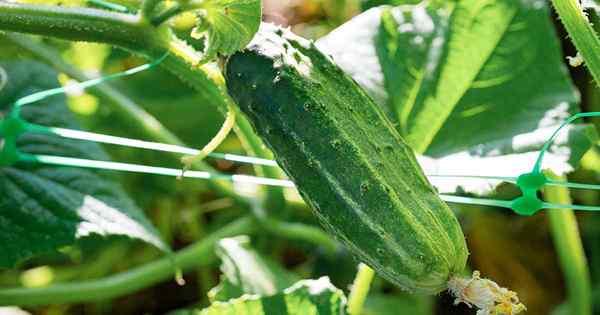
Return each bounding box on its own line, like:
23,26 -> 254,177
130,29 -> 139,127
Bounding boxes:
225,23 -> 468,294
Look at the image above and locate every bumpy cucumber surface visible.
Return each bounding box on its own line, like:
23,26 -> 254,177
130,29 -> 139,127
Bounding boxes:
225,23 -> 468,294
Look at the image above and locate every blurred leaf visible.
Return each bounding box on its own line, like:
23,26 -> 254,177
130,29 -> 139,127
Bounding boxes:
360,0 -> 419,11
0,61 -> 167,268
63,42 -> 110,72
551,302 -> 569,315
199,277 -> 347,315
192,0 -> 261,61
317,0 -> 596,195
311,247 -> 357,289
208,236 -> 298,302
362,293 -> 433,315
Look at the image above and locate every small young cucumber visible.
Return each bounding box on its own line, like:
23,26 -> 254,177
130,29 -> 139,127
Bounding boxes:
225,23 -> 468,294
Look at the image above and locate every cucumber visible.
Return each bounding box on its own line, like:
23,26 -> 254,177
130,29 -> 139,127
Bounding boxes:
225,23 -> 468,294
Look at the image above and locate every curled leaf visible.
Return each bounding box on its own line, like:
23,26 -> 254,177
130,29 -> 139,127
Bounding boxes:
190,0 -> 261,61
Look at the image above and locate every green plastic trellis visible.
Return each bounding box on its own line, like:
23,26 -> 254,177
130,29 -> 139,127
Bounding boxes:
2,54 -> 600,216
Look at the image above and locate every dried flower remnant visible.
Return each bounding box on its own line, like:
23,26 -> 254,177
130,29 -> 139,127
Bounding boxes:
448,271 -> 526,315
567,52 -> 584,67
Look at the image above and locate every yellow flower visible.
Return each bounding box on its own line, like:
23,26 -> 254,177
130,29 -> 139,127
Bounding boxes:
448,271 -> 526,315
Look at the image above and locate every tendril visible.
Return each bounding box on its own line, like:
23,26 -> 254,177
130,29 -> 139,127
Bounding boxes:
180,102 -> 236,177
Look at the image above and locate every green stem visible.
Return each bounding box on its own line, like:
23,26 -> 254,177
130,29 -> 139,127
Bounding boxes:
0,2 -> 164,53
544,172 -> 592,315
347,263 -> 375,315
260,217 -> 338,253
551,0 -> 600,86
150,3 -> 182,25
0,216 -> 255,306
2,33 -> 248,206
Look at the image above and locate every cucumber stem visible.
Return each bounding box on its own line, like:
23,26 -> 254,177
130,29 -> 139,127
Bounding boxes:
0,2 -> 163,52
258,218 -> 337,253
544,172 -> 592,315
347,263 -> 375,315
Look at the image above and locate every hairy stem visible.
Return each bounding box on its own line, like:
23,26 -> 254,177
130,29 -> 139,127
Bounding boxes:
0,216 -> 255,306
544,172 -> 592,315
0,2 -> 164,53
551,0 -> 600,86
150,3 -> 182,25
347,263 -> 375,315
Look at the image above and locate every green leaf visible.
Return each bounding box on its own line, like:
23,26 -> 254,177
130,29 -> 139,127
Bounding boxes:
0,61 -> 167,268
360,0 -> 419,11
200,277 -> 347,315
191,0 -> 261,61
317,0 -> 597,194
208,236 -> 298,302
171,238 -> 345,315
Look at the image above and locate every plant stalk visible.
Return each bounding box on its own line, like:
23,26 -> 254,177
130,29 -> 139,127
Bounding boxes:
259,217 -> 337,253
0,2 -> 163,52
544,172 -> 592,315
551,0 -> 600,86
347,263 -> 375,315
0,216 -> 255,306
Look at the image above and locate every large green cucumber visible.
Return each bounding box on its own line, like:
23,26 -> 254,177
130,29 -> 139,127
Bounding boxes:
225,23 -> 468,294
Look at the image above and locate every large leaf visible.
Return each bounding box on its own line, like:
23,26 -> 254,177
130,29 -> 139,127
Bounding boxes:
0,61 -> 166,268
192,0 -> 262,61
208,236 -> 298,302
316,0 -> 597,195
199,277 -> 347,315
